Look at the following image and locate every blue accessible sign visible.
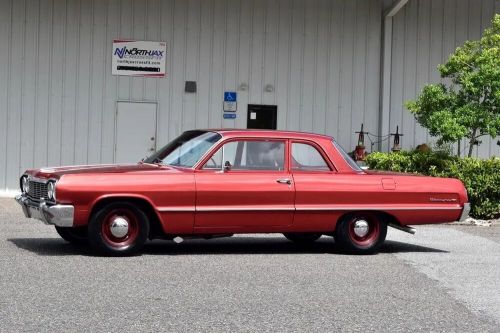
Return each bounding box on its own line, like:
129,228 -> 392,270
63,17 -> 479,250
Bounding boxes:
224,92 -> 237,102
223,91 -> 237,112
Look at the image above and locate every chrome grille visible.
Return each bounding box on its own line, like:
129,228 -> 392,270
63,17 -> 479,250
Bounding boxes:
27,180 -> 48,202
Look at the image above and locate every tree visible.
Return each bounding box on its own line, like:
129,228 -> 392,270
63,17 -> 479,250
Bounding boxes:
405,14 -> 500,157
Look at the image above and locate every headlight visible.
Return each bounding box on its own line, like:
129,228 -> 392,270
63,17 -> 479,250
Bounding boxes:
47,181 -> 56,201
21,176 -> 29,193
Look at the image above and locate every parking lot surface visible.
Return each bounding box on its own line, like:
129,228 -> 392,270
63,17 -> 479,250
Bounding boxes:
1,198 -> 499,332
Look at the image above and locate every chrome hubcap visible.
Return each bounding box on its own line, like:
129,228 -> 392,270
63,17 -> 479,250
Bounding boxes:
353,220 -> 369,237
109,217 -> 129,238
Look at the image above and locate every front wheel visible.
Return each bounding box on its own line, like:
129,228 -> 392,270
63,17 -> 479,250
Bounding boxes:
88,202 -> 150,256
334,212 -> 387,254
55,226 -> 88,246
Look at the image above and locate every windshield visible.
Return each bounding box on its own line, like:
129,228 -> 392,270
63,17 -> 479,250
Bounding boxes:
144,130 -> 222,167
332,140 -> 363,172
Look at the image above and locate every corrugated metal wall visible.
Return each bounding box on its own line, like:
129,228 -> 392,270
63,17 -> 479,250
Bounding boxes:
389,0 -> 500,157
0,0 -> 383,191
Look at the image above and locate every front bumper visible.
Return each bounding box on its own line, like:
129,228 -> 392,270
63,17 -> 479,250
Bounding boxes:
15,195 -> 74,227
459,203 -> 471,222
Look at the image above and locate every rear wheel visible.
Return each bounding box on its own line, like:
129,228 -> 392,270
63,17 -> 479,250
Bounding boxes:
283,233 -> 322,244
334,212 -> 387,254
55,226 -> 88,246
88,202 -> 150,256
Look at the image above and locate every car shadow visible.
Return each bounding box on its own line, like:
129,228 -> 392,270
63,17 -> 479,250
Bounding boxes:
8,237 -> 448,256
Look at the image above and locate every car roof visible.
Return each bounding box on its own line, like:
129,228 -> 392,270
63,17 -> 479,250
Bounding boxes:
200,129 -> 334,141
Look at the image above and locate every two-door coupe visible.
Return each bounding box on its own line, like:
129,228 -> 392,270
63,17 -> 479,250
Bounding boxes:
16,129 -> 470,255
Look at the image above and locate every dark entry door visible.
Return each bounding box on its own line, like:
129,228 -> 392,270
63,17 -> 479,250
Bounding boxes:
247,104 -> 277,129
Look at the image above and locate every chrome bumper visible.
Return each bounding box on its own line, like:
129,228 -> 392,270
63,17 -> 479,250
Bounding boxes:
459,203 -> 471,222
15,195 -> 74,227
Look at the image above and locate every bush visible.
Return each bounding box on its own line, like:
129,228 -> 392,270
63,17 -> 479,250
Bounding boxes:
366,151 -> 500,219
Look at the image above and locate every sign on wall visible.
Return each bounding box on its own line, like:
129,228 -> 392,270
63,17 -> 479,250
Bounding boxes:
112,40 -> 167,77
223,91 -> 237,112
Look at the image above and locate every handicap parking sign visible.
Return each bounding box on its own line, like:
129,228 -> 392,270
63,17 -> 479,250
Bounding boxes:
224,92 -> 237,102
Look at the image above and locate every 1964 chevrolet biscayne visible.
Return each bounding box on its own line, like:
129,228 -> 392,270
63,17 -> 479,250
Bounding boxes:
16,129 -> 470,256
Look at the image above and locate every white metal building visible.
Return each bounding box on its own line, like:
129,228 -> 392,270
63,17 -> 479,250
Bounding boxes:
0,0 -> 499,192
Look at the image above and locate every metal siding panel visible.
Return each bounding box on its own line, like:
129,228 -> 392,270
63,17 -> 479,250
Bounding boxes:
61,0 -> 79,165
338,0 -> 355,149
144,0 -> 161,102
86,0 -> 106,164
34,0 -> 52,168
402,1 -> 418,150
209,0 -> 225,129
414,0 -> 431,147
6,0 -> 25,190
351,0 -> 369,146
117,0 -> 132,100
168,0 -> 187,137
275,0 -> 292,130
20,1 -> 39,175
249,0 -> 265,105
364,0 -> 381,151
326,0 -> 344,140
48,0 -> 65,166
287,0 -> 305,131
301,0 -> 317,133
196,0 -> 213,130
313,0 -> 330,135
75,0 -> 91,164
158,0 -> 174,143
223,0 -> 240,127
262,0 -> 278,107
101,0 -> 120,164
0,0 -> 12,189
130,0 -> 147,101
235,0 -> 252,129
183,0 -> 200,131
390,5 -> 405,150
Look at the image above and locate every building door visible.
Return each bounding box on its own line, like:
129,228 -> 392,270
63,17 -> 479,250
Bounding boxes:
115,101 -> 157,163
247,104 -> 277,129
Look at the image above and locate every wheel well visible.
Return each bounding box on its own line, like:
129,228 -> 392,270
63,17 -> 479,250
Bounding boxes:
335,211 -> 401,230
89,197 -> 164,239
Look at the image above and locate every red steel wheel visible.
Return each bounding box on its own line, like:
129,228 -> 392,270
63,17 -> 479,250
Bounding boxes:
100,209 -> 140,248
334,212 -> 387,254
88,201 -> 150,256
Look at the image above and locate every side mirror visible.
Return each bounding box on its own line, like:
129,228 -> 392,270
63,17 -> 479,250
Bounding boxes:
223,161 -> 232,172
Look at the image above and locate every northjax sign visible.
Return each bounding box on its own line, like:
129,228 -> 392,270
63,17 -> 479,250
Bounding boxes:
112,40 -> 167,77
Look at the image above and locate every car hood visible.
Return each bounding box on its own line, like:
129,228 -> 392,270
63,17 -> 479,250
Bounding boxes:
25,163 -> 173,179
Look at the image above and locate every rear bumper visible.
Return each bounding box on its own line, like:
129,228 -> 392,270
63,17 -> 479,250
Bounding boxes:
459,203 -> 471,222
15,194 -> 74,227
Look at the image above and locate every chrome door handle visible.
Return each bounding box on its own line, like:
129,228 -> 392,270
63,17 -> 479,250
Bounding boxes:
276,178 -> 292,185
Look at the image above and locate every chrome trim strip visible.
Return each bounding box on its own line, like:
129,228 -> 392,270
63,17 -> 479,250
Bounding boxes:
159,205 -> 462,213
158,207 -> 196,212
196,207 -> 295,212
295,206 -> 461,211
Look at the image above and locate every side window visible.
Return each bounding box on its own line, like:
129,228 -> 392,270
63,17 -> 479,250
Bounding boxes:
291,142 -> 331,171
203,140 -> 285,171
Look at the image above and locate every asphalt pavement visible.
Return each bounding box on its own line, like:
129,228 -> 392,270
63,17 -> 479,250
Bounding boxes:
1,198 -> 499,332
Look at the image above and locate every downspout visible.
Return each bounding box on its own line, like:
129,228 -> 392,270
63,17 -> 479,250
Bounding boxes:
379,0 -> 409,151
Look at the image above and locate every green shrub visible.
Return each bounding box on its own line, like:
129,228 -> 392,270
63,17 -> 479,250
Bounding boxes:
366,151 -> 500,219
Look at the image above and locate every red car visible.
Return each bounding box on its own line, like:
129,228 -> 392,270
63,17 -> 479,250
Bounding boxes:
16,129 -> 470,256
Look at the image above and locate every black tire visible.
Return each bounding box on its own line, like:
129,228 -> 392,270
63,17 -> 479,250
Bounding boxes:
88,201 -> 150,256
283,233 -> 322,244
334,212 -> 387,254
55,226 -> 88,246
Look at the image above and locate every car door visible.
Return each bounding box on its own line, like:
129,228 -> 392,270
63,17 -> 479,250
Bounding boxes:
290,140 -> 340,232
194,138 -> 295,232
